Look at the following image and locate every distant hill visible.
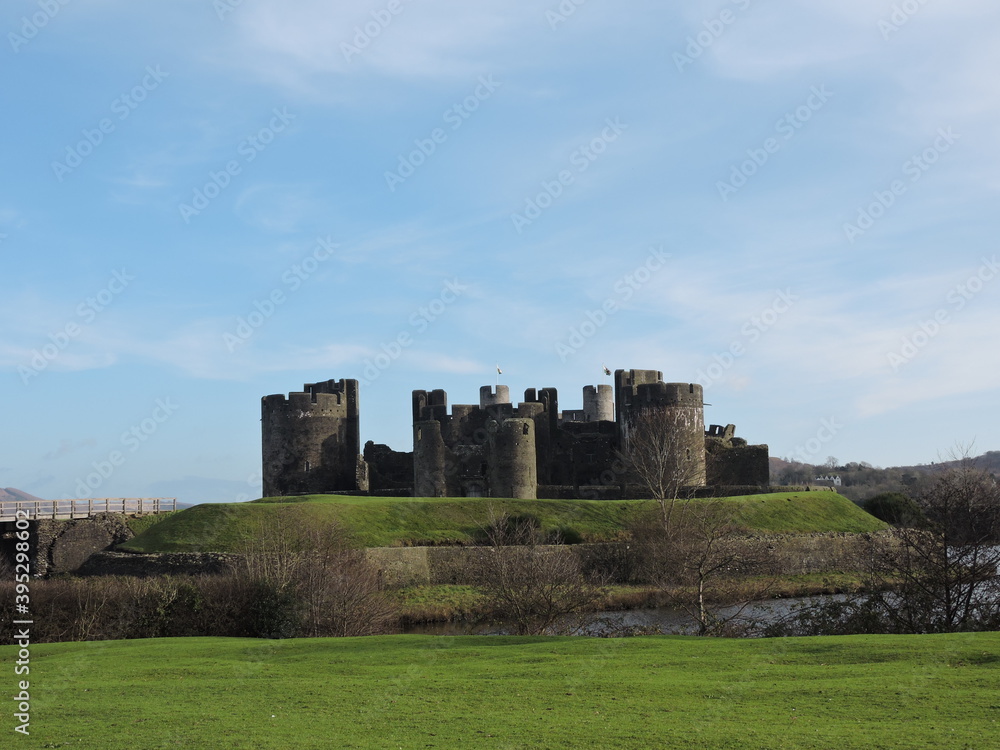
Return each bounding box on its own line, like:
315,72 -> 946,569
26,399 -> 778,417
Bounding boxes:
0,487 -> 45,503
770,450 -> 1000,476
895,450 -> 1000,475
770,450 -> 1000,503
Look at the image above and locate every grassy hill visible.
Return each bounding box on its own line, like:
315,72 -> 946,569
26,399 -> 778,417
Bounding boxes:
120,492 -> 886,553
5,632 -> 997,749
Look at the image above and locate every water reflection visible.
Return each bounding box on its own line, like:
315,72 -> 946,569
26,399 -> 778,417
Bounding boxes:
401,595 -> 848,637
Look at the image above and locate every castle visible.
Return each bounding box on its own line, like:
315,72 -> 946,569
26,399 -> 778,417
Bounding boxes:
261,368 -> 769,500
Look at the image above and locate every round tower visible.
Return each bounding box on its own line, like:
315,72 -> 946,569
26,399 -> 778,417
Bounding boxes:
583,384 -> 614,422
625,381 -> 706,488
261,379 -> 361,497
487,418 -> 537,499
413,420 -> 449,497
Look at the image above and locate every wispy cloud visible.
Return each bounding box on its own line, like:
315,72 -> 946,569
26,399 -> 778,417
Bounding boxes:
42,438 -> 99,461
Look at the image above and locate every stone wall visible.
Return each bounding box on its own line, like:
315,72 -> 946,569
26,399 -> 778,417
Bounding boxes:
754,532 -> 880,576
706,438 -> 770,487
35,513 -> 135,576
363,440 -> 414,492
77,551 -> 238,577
362,532 -> 885,587
64,530 -> 883,585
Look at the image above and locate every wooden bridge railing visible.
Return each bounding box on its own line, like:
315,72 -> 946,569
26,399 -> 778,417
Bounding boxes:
0,498 -> 177,522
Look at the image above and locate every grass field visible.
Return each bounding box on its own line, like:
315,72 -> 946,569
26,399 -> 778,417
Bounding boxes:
120,492 -> 886,552
6,632 -> 998,749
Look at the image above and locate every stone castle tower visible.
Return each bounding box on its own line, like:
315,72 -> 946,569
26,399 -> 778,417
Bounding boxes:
412,385 -> 538,499
615,369 -> 707,487
261,378 -> 366,497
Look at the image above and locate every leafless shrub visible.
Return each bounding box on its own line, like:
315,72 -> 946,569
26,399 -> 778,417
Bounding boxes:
629,500 -> 776,636
235,507 -> 397,637
864,453 -> 1000,633
470,510 -> 605,635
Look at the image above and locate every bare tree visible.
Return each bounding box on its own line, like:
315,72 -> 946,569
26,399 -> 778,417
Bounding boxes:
294,522 -> 396,637
236,508 -> 313,591
865,454 -> 1000,633
632,500 -> 774,636
470,510 -> 604,635
617,406 -> 705,527
235,507 -> 397,637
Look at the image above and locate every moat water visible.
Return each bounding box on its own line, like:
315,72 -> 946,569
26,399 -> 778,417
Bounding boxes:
401,595 -> 844,636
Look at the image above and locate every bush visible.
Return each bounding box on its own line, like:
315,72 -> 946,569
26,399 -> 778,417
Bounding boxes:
762,595 -> 893,637
470,511 -> 604,635
545,525 -> 584,545
0,508 -> 399,644
475,513 -> 541,545
245,579 -> 301,639
861,492 -> 923,527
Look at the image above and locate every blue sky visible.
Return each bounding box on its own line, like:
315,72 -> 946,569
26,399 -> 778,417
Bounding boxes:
3,0 -> 999,504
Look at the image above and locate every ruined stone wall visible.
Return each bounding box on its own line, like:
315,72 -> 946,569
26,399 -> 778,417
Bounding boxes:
706,439 -> 770,487
364,441 -> 414,492
754,532 -> 883,576
34,513 -> 135,576
76,551 -> 238,577
67,530 -> 882,584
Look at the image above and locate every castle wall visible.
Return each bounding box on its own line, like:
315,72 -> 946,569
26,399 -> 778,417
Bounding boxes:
479,385 -> 510,408
524,387 -> 558,484
613,368 -> 663,419
363,441 -> 414,492
619,379 -> 707,489
263,370 -> 766,501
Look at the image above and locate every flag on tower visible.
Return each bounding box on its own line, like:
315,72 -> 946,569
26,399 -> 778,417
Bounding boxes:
496,365 -> 502,375
603,364 -> 611,376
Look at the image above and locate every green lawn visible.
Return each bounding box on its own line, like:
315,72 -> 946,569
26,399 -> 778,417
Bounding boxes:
120,492 -> 885,552
7,632 -> 998,748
